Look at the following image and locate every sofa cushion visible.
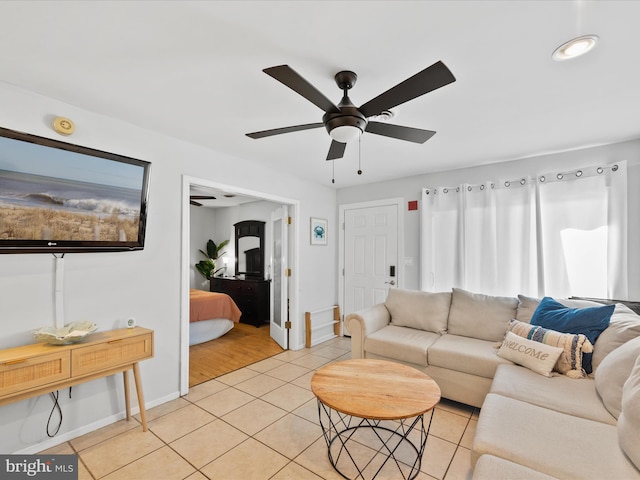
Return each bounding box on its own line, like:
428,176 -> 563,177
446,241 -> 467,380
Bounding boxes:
386,288 -> 451,334
516,294 -> 540,323
447,288 -> 517,342
491,364 -> 616,425
618,355 -> 640,471
473,454 -> 560,480
472,394 -> 640,479
427,334 -> 513,379
531,297 -> 614,374
364,325 -> 439,366
592,303 -> 640,372
595,335 -> 640,419
508,319 -> 593,378
497,332 -> 563,377
515,294 -> 604,323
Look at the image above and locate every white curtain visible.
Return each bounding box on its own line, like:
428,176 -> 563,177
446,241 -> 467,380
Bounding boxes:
421,178 -> 537,296
536,162 -> 627,299
420,161 -> 627,299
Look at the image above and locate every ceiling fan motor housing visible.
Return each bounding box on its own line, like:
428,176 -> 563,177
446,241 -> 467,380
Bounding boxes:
323,70 -> 368,138
323,106 -> 367,137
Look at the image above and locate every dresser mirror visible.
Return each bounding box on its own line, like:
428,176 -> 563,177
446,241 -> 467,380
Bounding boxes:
234,220 -> 265,278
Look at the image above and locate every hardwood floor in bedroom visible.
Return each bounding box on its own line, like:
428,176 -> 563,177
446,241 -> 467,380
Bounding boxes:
189,322 -> 284,387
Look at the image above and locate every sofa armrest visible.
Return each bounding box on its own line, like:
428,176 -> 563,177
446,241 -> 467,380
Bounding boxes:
345,304 -> 391,359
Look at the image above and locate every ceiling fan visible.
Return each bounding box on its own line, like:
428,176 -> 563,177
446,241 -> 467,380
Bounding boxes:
246,61 -> 456,161
190,195 -> 216,207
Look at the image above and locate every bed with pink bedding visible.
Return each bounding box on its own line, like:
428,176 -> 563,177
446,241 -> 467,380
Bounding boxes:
189,289 -> 242,345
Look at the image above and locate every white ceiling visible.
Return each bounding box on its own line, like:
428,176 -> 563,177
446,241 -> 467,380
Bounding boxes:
1,1 -> 639,189
189,184 -> 260,208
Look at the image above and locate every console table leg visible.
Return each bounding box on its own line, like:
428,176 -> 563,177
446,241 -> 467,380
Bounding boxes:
123,370 -> 131,421
132,362 -> 148,431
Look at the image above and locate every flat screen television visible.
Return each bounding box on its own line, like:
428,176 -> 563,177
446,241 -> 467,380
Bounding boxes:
0,127 -> 151,253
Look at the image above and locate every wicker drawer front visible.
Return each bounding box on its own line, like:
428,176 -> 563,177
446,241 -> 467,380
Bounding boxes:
71,334 -> 152,377
0,351 -> 71,398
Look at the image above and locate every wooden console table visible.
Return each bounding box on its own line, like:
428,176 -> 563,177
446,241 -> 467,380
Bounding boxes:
0,327 -> 153,431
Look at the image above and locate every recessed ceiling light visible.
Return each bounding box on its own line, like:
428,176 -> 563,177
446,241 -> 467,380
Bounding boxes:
552,34 -> 599,61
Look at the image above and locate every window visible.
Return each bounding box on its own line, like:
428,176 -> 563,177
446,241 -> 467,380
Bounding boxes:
420,162 -> 627,299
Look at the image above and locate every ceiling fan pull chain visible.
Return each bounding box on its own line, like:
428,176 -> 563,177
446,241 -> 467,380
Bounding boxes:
357,135 -> 363,175
332,160 -> 335,184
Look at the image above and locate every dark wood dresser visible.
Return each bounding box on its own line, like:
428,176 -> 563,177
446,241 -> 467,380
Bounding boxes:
210,277 -> 270,327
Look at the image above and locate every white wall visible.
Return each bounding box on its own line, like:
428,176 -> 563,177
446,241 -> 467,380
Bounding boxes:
337,139 -> 640,298
0,82 -> 337,453
190,205 -> 218,290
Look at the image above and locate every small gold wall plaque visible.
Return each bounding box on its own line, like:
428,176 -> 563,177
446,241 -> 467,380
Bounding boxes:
52,117 -> 75,136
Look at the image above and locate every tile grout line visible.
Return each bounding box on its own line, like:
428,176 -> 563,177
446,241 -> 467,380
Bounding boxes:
182,357 -> 326,479
440,414 -> 473,480
192,349 -> 470,479
46,338 -> 475,479
186,351 -> 343,478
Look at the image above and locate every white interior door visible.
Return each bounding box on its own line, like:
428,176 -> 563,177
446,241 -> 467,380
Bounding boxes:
270,206 -> 288,349
343,203 -> 400,316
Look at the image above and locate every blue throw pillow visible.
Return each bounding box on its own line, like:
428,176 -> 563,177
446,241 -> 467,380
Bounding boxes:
530,297 -> 614,374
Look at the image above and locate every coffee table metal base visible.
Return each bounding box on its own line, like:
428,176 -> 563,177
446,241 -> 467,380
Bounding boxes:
317,399 -> 432,480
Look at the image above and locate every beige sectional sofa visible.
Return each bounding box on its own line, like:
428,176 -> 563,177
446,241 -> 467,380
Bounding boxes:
346,288 -> 525,408
345,287 -> 640,479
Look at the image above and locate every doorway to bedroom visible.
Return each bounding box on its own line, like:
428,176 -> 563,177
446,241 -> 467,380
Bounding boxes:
180,176 -> 299,393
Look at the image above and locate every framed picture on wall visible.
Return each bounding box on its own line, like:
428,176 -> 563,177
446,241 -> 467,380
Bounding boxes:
310,217 -> 328,245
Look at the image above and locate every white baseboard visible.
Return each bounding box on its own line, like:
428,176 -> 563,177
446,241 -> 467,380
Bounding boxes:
16,390 -> 181,454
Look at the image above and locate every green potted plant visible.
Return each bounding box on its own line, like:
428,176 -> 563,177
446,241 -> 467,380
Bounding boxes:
195,238 -> 230,279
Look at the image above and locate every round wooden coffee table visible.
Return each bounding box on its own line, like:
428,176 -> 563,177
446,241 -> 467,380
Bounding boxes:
311,359 -> 441,480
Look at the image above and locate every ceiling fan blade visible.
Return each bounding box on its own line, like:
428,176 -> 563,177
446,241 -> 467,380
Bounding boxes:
326,140 -> 347,160
246,122 -> 323,139
190,200 -> 203,207
359,61 -> 456,118
190,195 -> 216,200
365,122 -> 436,144
264,65 -> 340,114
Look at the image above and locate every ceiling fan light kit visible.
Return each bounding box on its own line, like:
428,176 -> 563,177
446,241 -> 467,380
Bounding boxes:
552,34 -> 599,61
246,61 -> 456,163
328,125 -> 362,143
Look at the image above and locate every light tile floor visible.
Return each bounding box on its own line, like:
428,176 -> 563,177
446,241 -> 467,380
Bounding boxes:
41,336 -> 478,480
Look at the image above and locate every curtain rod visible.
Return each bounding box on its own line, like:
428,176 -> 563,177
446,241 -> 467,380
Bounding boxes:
424,163 -> 621,195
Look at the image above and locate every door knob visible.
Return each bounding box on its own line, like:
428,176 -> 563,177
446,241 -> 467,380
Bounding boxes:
385,280 -> 396,285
